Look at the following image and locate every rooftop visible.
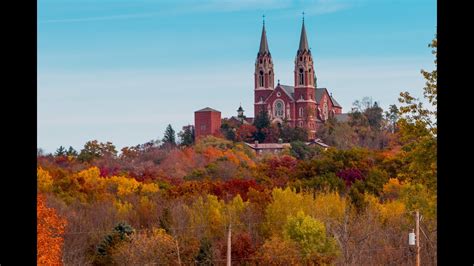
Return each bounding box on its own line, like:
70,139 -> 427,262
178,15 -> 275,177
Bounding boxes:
195,107 -> 221,113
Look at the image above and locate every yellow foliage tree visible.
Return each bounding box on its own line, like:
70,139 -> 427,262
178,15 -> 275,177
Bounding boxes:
38,167 -> 53,192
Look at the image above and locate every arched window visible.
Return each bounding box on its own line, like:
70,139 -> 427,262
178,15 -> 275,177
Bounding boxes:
259,70 -> 264,87
323,98 -> 329,120
299,68 -> 304,85
274,100 -> 284,117
299,107 -> 304,118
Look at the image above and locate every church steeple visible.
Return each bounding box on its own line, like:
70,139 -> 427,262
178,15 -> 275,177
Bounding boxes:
294,17 -> 315,88
258,19 -> 270,56
298,18 -> 310,54
254,16 -> 275,117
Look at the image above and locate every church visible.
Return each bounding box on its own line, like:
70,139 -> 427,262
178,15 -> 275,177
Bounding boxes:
195,18 -> 346,143
252,18 -> 343,140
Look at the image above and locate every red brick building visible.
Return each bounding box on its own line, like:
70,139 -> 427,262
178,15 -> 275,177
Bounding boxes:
194,107 -> 221,139
254,19 -> 343,140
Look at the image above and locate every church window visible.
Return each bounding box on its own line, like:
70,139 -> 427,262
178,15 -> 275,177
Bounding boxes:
300,56 -> 303,61
299,68 -> 304,85
274,100 -> 284,117
323,100 -> 329,120
260,59 -> 262,64
299,107 -> 304,118
259,71 -> 264,87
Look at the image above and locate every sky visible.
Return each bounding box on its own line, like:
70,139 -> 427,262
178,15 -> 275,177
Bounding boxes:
38,0 -> 437,154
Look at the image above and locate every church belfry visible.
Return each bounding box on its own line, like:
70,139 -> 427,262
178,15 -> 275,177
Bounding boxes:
254,16 -> 275,116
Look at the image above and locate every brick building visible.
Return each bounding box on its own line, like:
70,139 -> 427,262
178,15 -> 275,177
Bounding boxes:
194,107 -> 221,139
253,19 -> 344,140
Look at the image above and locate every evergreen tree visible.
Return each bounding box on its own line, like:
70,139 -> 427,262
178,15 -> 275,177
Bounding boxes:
253,109 -> 271,142
54,146 -> 66,157
66,146 -> 78,157
195,238 -> 213,265
162,124 -> 176,146
178,125 -> 195,146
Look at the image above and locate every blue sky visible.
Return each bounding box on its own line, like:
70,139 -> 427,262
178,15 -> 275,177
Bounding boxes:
38,0 -> 436,153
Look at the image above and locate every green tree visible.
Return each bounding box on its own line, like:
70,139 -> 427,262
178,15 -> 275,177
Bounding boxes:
178,125 -> 195,147
162,124 -> 176,146
385,104 -> 400,133
253,109 -> 270,142
195,238 -> 213,265
284,211 -> 339,263
94,222 -> 135,265
397,36 -> 437,190
54,146 -> 67,157
66,146 -> 78,157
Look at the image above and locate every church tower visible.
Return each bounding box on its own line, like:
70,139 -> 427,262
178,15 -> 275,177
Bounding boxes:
294,18 -> 317,139
254,18 -> 275,117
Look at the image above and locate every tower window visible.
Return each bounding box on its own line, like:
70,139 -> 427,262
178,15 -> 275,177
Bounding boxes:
259,70 -> 264,87
299,107 -> 304,118
300,56 -> 302,61
260,59 -> 262,64
299,68 -> 304,85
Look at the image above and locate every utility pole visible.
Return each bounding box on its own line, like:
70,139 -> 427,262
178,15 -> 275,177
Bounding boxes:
416,210 -> 420,266
227,223 -> 232,266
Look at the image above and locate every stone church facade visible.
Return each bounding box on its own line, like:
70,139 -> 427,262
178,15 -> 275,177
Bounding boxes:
253,19 -> 343,140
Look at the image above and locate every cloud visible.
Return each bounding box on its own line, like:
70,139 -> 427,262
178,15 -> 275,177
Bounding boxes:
39,12 -> 160,24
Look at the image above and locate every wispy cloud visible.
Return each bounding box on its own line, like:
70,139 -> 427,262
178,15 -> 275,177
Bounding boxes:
39,12 -> 160,24
39,0 -> 353,24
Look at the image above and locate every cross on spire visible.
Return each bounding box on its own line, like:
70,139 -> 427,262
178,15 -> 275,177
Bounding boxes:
262,14 -> 265,25
302,11 -> 305,22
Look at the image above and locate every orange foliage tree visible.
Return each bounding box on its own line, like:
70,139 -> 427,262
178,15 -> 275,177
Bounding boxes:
37,194 -> 67,265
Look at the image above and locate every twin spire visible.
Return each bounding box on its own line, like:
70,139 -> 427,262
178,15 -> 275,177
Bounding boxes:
257,15 -> 310,56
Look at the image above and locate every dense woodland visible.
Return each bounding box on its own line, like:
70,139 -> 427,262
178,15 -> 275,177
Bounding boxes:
37,37 -> 437,265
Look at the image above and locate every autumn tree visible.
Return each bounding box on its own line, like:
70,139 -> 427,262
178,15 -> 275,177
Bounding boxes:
37,194 -> 67,265
111,228 -> 178,265
397,35 -> 437,190
317,117 -> 357,150
78,140 -> 117,162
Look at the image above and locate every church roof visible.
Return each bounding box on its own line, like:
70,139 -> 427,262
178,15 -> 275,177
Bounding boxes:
195,107 -> 220,113
315,88 -> 326,102
330,95 -> 342,108
258,24 -> 270,56
280,85 -> 295,100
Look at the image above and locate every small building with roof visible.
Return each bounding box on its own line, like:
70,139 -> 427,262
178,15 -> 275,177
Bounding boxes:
194,107 -> 221,139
